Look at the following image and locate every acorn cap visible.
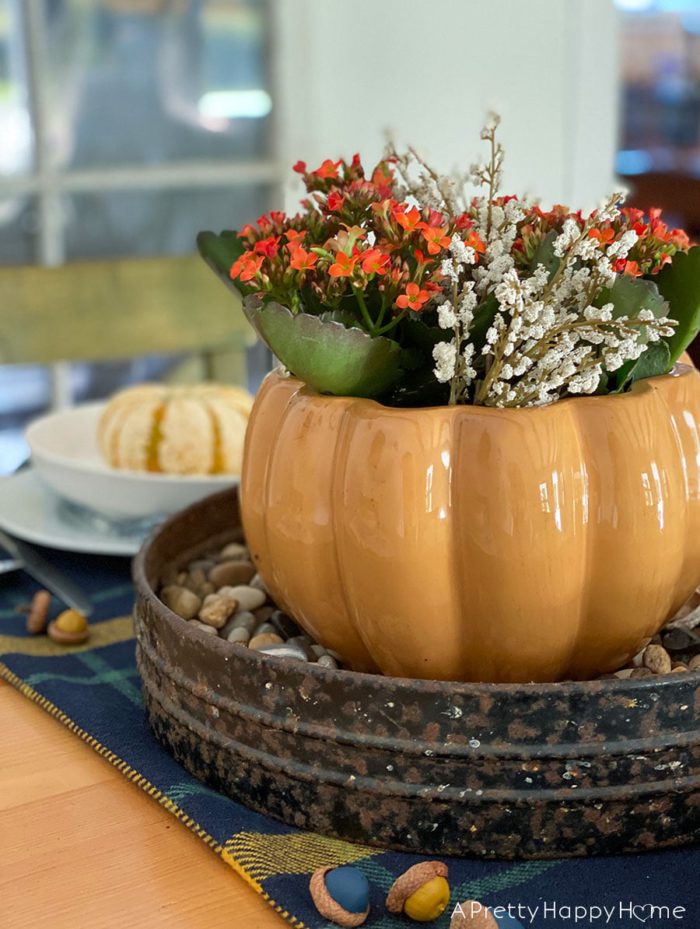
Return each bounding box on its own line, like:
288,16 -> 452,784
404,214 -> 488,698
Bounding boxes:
450,900 -> 499,928
386,860 -> 448,913
309,866 -> 369,927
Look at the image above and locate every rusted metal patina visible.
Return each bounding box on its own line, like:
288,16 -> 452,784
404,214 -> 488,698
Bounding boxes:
133,489 -> 700,859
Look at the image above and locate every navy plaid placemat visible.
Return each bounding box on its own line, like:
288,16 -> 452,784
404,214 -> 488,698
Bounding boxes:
0,549 -> 698,928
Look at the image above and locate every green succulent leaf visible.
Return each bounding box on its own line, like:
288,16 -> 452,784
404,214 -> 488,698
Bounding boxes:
612,340 -> 672,393
196,230 -> 248,297
244,297 -> 402,398
530,230 -> 560,277
595,274 -> 668,322
653,246 -> 700,364
469,295 -> 499,354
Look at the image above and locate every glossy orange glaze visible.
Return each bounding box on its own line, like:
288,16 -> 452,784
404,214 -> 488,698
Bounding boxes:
241,366 -> 700,682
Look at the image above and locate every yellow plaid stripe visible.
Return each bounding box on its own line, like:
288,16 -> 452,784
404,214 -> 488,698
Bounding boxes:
0,615 -> 133,656
223,831 -> 378,882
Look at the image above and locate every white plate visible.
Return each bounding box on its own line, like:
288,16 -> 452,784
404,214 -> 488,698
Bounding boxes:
0,469 -> 145,556
25,402 -> 237,519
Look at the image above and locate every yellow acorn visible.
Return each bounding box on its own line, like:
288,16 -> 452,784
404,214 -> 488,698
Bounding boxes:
48,610 -> 90,645
386,861 -> 450,922
404,875 -> 451,921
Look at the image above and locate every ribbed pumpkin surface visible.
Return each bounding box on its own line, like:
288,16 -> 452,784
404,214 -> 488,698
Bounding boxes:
99,384 -> 253,475
241,366 -> 700,683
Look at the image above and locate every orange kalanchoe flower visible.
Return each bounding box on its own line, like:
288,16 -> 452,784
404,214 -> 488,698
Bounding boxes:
328,252 -> 358,278
313,158 -> 342,180
253,235 -> 281,258
285,229 -> 306,243
289,246 -> 318,272
230,252 -> 264,282
393,204 -> 422,232
395,282 -> 431,311
360,248 -> 391,275
588,228 -> 615,246
420,224 -> 451,255
464,230 -> 486,254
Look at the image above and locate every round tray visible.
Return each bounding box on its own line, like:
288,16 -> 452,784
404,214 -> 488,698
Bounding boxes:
133,488 -> 700,859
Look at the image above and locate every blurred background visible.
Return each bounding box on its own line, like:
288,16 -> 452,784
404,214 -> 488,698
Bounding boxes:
0,0 -> 698,473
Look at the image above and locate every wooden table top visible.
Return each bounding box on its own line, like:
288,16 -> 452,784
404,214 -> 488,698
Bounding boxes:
0,678 -> 285,929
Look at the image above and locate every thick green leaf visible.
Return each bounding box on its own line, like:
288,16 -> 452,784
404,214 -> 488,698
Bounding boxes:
654,246 -> 700,364
196,230 -> 248,296
530,230 -> 560,277
469,295 -> 499,354
613,340 -> 672,393
595,274 -> 667,321
244,297 -> 402,398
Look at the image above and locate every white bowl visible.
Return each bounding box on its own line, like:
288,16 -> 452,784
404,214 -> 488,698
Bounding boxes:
25,402 -> 238,519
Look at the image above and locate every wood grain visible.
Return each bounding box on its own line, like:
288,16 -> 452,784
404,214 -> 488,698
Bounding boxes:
0,680 -> 286,929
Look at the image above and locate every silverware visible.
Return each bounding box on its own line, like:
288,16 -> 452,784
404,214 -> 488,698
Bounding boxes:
0,529 -> 93,616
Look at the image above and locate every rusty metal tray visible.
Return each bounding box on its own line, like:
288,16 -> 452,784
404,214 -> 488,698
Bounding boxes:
133,488 -> 700,859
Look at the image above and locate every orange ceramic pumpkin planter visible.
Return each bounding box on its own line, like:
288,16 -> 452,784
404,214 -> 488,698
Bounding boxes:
241,364 -> 700,684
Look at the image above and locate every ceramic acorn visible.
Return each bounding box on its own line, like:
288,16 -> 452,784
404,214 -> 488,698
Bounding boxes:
309,865 -> 370,927
386,861 -> 450,922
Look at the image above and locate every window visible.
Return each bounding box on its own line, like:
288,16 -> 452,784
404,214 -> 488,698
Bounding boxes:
0,0 -> 279,473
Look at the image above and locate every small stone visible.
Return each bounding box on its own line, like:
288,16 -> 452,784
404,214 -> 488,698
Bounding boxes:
189,619 -> 219,636
198,593 -> 237,629
310,644 -> 327,659
257,643 -> 309,661
249,632 -> 284,650
161,585 -> 202,620
643,644 -> 672,675
219,585 -> 266,612
188,558 -> 216,573
249,573 -> 268,592
269,610 -> 301,639
208,560 -> 256,589
689,654 -> 700,671
316,653 -> 338,670
662,628 -> 693,652
26,589 -> 51,635
669,665 -> 688,673
218,542 -> 249,561
630,668 -> 654,679
286,635 -> 313,660
614,668 -> 634,679
219,611 -> 256,641
253,605 -> 275,624
231,611 -> 258,631
252,621 -> 277,637
226,626 -> 251,645
48,610 -> 90,645
186,566 -> 208,589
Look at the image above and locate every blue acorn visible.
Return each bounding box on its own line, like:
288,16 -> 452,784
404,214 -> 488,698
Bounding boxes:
495,915 -> 525,929
309,865 -> 370,927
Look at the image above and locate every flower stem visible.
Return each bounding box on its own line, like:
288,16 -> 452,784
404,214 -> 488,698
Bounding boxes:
374,309 -> 408,336
352,285 -> 376,334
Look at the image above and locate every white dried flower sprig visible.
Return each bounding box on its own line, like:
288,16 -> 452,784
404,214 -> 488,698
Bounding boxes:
433,236 -> 480,403
429,119 -> 677,407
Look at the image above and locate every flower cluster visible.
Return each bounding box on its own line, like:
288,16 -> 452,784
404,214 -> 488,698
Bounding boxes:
222,114 -> 692,408
230,155 -> 484,337
420,116 -> 682,406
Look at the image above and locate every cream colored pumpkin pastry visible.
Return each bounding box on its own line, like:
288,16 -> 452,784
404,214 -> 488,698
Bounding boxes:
98,383 -> 254,475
